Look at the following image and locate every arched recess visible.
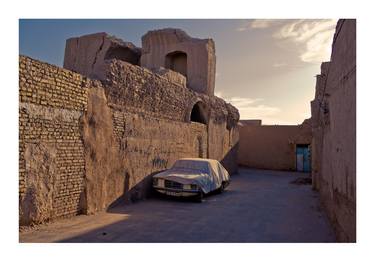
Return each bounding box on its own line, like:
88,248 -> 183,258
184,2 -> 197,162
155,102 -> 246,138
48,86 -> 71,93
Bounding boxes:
189,101 -> 208,125
165,51 -> 187,77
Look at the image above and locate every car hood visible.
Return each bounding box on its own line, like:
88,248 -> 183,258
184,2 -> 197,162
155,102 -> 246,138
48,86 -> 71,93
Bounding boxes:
154,168 -> 216,193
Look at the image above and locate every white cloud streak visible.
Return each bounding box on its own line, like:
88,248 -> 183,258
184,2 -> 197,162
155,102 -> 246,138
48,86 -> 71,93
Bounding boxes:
236,19 -> 337,64
273,19 -> 337,63
236,19 -> 285,31
216,92 -> 281,121
250,19 -> 285,29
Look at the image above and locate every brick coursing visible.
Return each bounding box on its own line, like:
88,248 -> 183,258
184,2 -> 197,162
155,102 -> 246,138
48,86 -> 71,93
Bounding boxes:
19,55 -> 240,225
19,56 -> 89,223
102,60 -> 239,128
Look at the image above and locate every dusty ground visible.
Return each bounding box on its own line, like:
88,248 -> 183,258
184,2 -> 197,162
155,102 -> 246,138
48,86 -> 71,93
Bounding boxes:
19,168 -> 335,242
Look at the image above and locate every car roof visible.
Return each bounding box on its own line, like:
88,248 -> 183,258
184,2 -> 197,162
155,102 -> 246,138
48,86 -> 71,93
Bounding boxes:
174,158 -> 221,169
177,158 -> 218,162
176,158 -> 219,165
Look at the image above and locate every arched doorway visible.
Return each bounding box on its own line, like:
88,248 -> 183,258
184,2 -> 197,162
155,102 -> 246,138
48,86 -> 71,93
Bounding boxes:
165,51 -> 187,77
190,101 -> 207,125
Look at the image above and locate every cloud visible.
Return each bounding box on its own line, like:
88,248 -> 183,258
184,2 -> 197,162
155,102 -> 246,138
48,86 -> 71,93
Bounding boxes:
273,19 -> 337,63
236,19 -> 285,31
250,19 -> 284,29
236,19 -> 337,63
216,92 -> 280,121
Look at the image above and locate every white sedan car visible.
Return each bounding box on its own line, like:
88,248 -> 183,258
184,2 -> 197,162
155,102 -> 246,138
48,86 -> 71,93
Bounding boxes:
152,158 -> 230,202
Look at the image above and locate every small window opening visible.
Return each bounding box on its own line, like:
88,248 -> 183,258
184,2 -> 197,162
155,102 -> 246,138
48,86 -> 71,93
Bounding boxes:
165,51 -> 187,77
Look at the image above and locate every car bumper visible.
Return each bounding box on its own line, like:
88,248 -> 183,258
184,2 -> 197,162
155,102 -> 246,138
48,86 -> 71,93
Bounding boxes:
153,186 -> 201,197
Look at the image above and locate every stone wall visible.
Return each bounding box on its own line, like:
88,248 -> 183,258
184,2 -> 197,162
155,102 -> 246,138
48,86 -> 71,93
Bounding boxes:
19,55 -> 239,225
238,120 -> 312,171
310,19 -> 356,242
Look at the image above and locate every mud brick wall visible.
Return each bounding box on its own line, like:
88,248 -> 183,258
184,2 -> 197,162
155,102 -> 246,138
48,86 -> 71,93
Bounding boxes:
238,121 -> 312,171
101,59 -> 240,174
101,60 -> 239,125
19,56 -> 89,225
82,60 -> 238,210
310,19 -> 356,242
19,55 -> 240,225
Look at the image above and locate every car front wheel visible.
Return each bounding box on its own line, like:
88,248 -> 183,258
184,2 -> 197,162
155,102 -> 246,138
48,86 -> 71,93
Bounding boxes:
195,191 -> 204,203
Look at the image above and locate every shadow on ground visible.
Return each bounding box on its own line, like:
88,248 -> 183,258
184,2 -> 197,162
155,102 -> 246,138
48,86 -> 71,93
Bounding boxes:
47,168 -> 336,243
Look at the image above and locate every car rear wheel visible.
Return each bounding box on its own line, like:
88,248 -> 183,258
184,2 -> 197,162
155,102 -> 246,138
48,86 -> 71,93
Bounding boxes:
218,182 -> 226,193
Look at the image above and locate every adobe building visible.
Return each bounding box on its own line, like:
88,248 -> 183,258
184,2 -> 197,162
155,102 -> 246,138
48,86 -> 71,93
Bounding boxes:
238,119 -> 312,172
140,28 -> 216,96
64,29 -> 216,96
310,19 -> 356,242
19,29 -> 239,225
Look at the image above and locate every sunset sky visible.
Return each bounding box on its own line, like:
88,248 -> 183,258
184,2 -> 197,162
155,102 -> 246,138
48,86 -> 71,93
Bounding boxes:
19,19 -> 337,124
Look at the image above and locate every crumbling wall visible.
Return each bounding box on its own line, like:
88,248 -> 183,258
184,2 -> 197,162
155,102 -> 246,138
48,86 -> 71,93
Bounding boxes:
238,121 -> 312,171
19,55 -> 239,225
101,59 -> 239,174
63,32 -> 141,80
81,83 -> 126,214
311,62 -> 330,191
19,56 -> 89,225
140,28 -> 216,96
310,19 -> 356,242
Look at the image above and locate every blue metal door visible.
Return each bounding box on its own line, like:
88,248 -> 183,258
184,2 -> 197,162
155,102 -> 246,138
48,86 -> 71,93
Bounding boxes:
296,145 -> 311,172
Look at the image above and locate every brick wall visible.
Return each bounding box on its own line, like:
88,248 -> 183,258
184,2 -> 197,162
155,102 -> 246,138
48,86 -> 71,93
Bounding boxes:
19,56 -> 89,225
19,55 -> 240,225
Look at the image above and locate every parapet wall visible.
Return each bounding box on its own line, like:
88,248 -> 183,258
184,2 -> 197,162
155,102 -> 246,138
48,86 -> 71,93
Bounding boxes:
310,19 -> 356,242
19,55 -> 239,225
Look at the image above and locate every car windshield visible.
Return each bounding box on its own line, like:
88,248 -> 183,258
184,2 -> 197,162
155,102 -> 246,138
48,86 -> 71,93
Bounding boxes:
172,160 -> 210,174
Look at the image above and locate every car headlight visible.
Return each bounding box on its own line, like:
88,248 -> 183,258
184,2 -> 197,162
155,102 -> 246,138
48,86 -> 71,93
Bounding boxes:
190,184 -> 198,190
182,184 -> 199,190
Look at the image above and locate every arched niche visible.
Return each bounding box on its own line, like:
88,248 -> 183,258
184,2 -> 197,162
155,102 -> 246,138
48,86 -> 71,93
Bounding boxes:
165,51 -> 187,77
190,101 -> 208,125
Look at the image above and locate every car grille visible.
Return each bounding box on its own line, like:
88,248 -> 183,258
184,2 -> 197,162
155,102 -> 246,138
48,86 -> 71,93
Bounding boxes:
164,180 -> 183,189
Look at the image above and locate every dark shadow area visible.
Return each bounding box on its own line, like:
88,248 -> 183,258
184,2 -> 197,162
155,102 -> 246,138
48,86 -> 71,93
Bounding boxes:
104,45 -> 140,66
58,188 -> 238,243
56,166 -> 335,243
190,101 -> 208,124
220,142 -> 239,175
106,171 -> 159,211
165,51 -> 187,77
290,177 -> 312,185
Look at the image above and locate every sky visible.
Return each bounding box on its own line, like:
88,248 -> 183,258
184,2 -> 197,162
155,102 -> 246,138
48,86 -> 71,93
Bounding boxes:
19,19 -> 337,124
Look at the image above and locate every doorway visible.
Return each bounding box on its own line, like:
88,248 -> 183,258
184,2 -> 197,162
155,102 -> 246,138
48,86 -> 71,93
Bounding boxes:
296,144 -> 311,172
